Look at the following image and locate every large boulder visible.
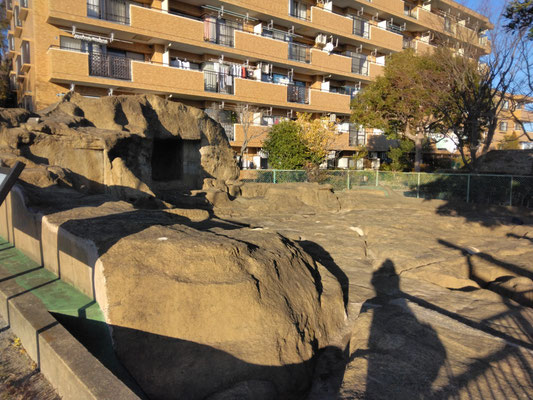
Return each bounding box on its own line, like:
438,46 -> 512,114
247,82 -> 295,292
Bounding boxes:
42,201 -> 346,400
0,94 -> 239,201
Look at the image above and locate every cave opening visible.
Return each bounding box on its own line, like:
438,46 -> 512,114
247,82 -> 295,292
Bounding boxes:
151,138 -> 182,181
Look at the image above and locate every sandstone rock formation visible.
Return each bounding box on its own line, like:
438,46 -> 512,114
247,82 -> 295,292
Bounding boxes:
0,93 -> 239,201
34,197 -> 346,400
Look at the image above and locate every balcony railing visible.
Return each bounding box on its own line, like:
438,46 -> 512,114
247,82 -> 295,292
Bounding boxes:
87,0 -> 130,25
203,70 -> 234,95
386,21 -> 403,35
89,52 -> 131,80
288,43 -> 311,63
287,84 -> 308,104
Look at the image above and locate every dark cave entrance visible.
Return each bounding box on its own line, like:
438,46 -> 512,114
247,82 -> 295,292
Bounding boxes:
151,138 -> 182,181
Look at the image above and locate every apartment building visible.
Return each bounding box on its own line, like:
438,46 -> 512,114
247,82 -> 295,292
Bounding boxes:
7,0 -> 494,168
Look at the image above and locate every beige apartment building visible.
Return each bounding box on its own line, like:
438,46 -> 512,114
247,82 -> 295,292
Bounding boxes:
7,0 -> 500,168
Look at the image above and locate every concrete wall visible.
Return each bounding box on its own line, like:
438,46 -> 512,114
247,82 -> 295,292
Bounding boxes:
0,186 -> 138,399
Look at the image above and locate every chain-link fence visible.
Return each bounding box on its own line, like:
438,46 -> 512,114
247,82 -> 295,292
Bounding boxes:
241,170 -> 533,207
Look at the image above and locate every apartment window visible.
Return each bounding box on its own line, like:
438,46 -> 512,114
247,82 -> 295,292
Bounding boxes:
60,36 -> 88,52
287,81 -> 308,104
87,0 -> 130,25
289,0 -> 307,20
8,35 -> 14,51
288,42 -> 310,63
21,41 -> 30,64
15,55 -> 21,75
444,17 -> 451,32
20,0 -> 29,8
349,124 -> 366,146
347,52 -> 368,76
515,123 -> 521,131
499,121 -> 508,131
203,17 -> 241,47
22,96 -> 33,112
14,6 -> 21,26
352,16 -> 369,38
502,100 -> 509,110
521,142 -> 533,150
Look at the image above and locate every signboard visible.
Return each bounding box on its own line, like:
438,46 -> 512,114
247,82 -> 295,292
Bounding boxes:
0,162 -> 25,206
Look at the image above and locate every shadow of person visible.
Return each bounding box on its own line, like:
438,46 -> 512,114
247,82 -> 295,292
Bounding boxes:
355,260 -> 447,399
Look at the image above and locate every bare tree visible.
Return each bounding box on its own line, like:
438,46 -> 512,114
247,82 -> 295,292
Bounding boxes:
427,4 -> 532,169
234,103 -> 266,168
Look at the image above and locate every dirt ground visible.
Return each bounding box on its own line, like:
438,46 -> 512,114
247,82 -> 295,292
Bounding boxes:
0,316 -> 60,400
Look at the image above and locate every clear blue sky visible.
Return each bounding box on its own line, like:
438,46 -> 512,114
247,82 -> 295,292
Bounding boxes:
458,0 -> 508,23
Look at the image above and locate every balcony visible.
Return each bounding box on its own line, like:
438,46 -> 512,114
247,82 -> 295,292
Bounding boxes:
310,7 -> 352,35
89,52 -> 131,80
233,79 -> 286,106
232,124 -> 269,147
288,43 -> 310,64
309,90 -> 351,115
6,0 -> 12,18
234,31 -> 289,60
370,26 -> 404,51
287,84 -> 308,104
416,40 -> 436,54
49,47 -> 205,94
369,62 -> 384,79
204,70 -> 234,95
19,0 -> 29,20
310,49 -> 352,75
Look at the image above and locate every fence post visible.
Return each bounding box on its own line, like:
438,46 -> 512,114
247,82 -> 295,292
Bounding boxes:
375,171 -> 379,187
273,170 -> 277,184
417,172 -> 421,199
346,171 -> 351,190
509,176 -> 513,206
466,174 -> 471,203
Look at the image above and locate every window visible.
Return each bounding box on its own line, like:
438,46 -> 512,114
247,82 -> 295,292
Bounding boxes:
499,121 -> 508,131
21,41 -> 30,64
502,100 -> 509,110
60,36 -> 88,52
521,142 -> 533,150
515,123 -> 521,131
352,16 -> 369,38
289,0 -> 307,20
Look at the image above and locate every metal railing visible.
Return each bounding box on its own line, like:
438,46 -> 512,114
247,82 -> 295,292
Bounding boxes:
287,84 -> 308,104
242,170 -> 533,207
203,70 -> 234,95
89,52 -> 131,80
387,21 -> 403,34
288,43 -> 311,63
87,0 -> 130,25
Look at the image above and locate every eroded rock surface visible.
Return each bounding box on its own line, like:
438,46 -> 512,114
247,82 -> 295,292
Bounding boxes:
0,94 -> 239,200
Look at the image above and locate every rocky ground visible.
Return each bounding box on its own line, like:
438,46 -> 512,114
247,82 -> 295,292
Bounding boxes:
0,316 -> 60,400
213,188 -> 533,399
